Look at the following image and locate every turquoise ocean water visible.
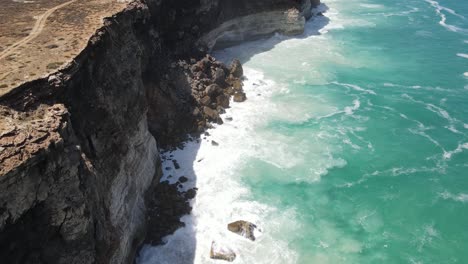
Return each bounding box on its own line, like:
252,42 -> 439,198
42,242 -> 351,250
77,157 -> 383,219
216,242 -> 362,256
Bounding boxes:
140,0 -> 468,263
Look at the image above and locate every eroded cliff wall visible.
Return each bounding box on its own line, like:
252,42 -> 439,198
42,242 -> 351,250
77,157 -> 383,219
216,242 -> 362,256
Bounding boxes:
0,0 -> 320,263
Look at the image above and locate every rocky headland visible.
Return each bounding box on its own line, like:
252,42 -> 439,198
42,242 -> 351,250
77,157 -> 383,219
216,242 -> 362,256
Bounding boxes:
0,0 -> 320,263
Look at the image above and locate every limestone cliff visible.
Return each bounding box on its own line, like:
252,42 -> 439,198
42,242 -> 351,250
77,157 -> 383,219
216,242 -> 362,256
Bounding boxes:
0,0 -> 320,263
198,0 -> 322,49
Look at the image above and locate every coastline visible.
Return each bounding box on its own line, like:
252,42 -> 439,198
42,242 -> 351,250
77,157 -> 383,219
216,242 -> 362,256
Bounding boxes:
139,67 -> 281,263
142,1 -> 468,263
138,6 -> 330,262
0,1 -> 323,263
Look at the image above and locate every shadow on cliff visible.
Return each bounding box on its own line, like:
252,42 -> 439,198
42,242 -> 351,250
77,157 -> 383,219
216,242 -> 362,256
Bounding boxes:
214,4 -> 330,64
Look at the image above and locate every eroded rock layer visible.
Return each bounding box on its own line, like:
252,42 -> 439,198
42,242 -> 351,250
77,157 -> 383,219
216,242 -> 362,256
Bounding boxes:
0,0 -> 320,263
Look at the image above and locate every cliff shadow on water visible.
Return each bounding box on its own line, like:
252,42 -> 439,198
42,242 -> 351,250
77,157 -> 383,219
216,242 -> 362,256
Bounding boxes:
138,5 -> 329,263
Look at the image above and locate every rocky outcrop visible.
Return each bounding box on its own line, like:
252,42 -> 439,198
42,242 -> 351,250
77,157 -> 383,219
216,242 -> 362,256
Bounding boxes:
227,220 -> 258,241
0,0 -> 320,263
147,55 -> 245,146
210,241 -> 237,262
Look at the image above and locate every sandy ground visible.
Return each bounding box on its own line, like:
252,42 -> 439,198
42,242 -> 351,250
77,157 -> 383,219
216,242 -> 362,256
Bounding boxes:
0,0 -> 127,96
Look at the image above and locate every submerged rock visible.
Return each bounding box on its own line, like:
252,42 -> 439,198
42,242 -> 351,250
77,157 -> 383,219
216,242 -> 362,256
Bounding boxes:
210,241 -> 236,262
227,220 -> 257,241
172,159 -> 180,169
185,188 -> 197,200
179,176 -> 188,183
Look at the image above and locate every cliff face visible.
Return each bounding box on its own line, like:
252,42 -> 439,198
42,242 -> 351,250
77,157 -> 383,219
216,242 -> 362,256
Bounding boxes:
1,3 -> 160,263
198,0 -> 322,49
0,0 -> 320,263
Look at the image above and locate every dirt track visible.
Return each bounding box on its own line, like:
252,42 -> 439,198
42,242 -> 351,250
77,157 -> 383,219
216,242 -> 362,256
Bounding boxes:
0,0 -> 77,61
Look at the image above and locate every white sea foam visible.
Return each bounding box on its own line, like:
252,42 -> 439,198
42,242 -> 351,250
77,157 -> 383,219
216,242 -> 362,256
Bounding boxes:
446,125 -> 462,135
266,93 -> 338,123
408,127 -> 443,149
412,223 -> 439,252
457,53 -> 468,59
401,94 -> 463,135
343,138 -> 361,150
443,142 -> 468,159
344,100 -> 361,115
384,7 -> 419,17
359,4 -> 384,9
315,2 -> 376,34
333,82 -> 377,95
425,103 -> 452,122
340,165 -> 445,188
439,191 -> 468,203
425,0 -> 468,34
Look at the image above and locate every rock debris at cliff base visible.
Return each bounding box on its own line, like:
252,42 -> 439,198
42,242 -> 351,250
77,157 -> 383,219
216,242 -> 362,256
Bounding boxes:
151,55 -> 246,147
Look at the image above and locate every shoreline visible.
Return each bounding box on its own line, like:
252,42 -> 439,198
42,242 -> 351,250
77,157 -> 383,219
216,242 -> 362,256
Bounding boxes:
138,67 -> 277,263
138,6 -> 330,263
0,1 -> 323,263
138,4 -> 330,262
138,1 -> 468,263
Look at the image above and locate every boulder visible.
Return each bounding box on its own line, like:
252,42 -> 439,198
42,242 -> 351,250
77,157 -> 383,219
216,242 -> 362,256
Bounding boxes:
185,188 -> 197,200
179,176 -> 188,183
194,71 -> 207,80
213,68 -> 226,85
230,59 -> 243,78
227,220 -> 257,241
172,159 -> 180,169
203,106 -> 218,120
205,84 -> 221,97
192,107 -> 201,117
216,106 -> 226,115
191,64 -> 202,73
200,57 -> 212,70
216,94 -> 230,108
233,92 -> 247,102
225,87 -> 235,96
231,79 -> 243,91
200,96 -> 212,106
210,241 -> 236,262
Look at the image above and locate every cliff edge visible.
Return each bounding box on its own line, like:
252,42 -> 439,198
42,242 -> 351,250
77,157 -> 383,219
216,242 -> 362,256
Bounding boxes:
0,0 -> 320,263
